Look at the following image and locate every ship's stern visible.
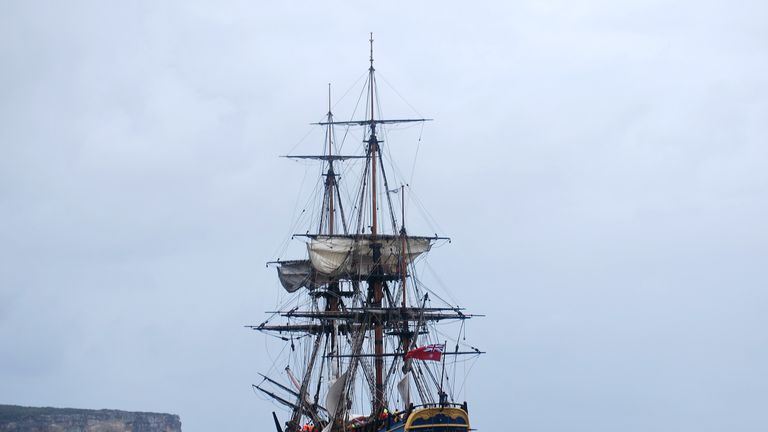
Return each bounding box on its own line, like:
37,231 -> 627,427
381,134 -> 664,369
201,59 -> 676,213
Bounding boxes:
402,406 -> 470,432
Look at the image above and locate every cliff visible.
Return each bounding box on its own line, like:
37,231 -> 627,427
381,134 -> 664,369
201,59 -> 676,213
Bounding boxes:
0,405 -> 182,432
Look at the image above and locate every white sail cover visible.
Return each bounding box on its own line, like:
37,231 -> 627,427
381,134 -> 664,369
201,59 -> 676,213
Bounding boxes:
308,236 -> 432,276
325,371 -> 349,418
276,260 -> 333,292
397,372 -> 411,407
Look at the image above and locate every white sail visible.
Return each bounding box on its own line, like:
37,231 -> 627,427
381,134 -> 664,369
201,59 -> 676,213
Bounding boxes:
285,366 -> 301,392
308,236 -> 432,276
397,372 -> 411,407
325,371 -> 349,418
276,260 -> 333,292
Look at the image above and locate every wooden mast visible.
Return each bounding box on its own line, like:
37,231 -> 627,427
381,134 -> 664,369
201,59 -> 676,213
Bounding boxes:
324,84 -> 341,384
369,33 -> 378,239
368,33 -> 385,414
327,83 -> 335,236
400,185 -> 411,354
401,185 -> 406,308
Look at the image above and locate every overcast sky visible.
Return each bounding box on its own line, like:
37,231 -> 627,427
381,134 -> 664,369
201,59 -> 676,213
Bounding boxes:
1,1 -> 767,431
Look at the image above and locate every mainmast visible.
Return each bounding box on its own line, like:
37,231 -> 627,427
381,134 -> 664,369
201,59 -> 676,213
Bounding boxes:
366,32 -> 386,415
400,185 -> 411,356
327,83 -> 335,236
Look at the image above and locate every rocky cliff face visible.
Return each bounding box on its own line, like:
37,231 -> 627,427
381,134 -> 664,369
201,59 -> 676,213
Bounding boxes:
0,405 -> 182,432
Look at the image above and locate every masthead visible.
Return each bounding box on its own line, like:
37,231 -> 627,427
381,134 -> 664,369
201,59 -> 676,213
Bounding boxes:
369,32 -> 374,71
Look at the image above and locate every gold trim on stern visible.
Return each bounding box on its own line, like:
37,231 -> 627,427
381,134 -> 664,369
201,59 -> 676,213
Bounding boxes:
404,407 -> 470,431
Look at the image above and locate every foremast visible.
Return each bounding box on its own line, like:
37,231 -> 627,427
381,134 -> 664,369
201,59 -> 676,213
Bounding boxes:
278,84 -> 357,432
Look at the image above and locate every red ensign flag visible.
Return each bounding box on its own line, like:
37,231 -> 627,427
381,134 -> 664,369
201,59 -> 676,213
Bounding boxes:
404,344 -> 445,361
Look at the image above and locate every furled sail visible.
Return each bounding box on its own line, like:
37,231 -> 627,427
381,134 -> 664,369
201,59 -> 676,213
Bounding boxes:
397,372 -> 411,407
325,371 -> 349,418
308,236 -> 432,277
276,260 -> 333,292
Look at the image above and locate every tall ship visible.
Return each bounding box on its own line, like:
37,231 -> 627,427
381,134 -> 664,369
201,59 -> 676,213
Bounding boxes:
251,35 -> 483,432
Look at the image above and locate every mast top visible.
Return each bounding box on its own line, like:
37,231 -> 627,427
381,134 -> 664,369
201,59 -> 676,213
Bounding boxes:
369,32 -> 374,71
